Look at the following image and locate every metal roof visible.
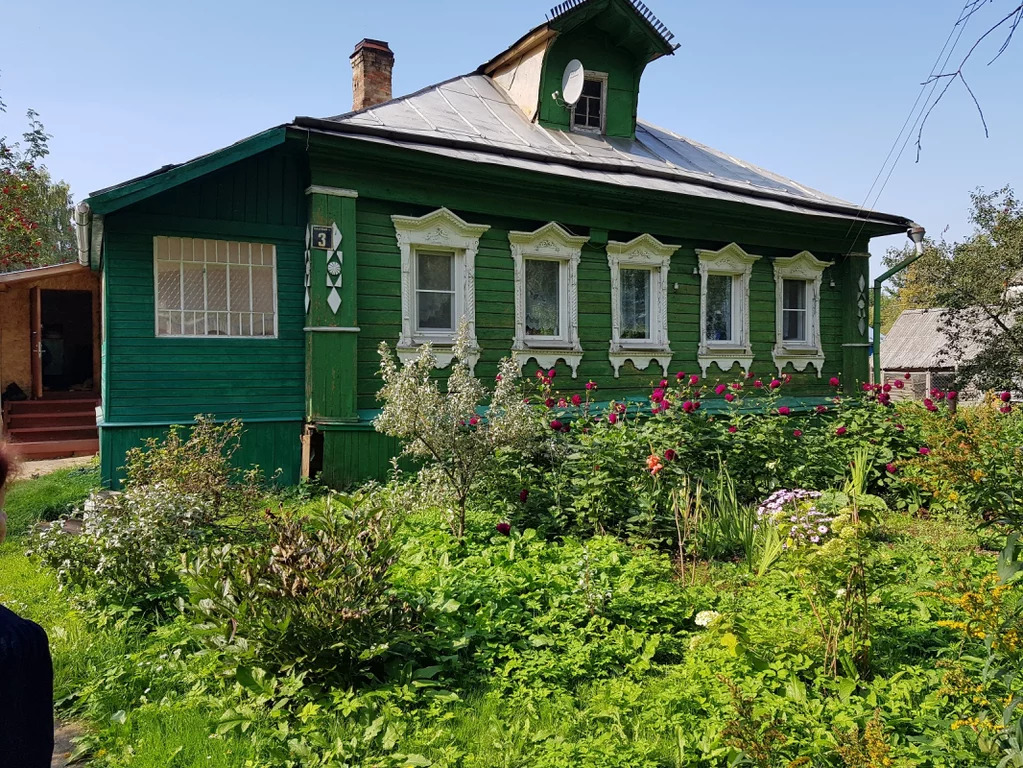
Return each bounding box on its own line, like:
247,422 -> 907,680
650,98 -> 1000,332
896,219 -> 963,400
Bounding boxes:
295,75 -> 909,229
880,309 -> 957,370
0,261 -> 89,284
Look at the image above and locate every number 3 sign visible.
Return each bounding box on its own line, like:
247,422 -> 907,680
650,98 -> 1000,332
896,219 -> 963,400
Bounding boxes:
311,225 -> 334,250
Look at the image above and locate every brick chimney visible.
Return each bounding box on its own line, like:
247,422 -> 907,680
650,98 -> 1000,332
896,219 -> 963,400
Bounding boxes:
350,39 -> 394,111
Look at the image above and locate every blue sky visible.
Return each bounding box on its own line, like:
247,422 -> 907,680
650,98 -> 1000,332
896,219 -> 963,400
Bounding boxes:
2,0 -> 1021,268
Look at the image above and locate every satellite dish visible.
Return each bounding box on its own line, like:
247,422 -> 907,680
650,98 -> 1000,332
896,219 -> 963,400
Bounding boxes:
561,59 -> 585,107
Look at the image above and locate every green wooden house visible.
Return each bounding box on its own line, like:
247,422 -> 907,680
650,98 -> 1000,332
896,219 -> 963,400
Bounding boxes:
78,0 -> 914,489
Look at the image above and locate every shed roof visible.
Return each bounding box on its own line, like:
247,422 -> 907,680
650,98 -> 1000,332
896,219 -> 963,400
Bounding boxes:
294,74 -> 910,229
881,309 -> 957,370
0,261 -> 89,286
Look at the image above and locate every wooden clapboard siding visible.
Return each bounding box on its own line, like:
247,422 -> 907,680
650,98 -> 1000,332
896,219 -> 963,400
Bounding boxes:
100,420 -> 303,489
100,147 -> 307,486
352,191 -> 850,413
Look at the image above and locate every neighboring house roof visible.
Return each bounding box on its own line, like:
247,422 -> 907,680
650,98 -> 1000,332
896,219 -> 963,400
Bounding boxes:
0,261 -> 89,286
881,308 -> 974,370
294,74 -> 909,228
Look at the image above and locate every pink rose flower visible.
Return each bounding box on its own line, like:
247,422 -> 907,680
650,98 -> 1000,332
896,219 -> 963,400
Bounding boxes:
835,426 -> 847,436
793,429 -> 803,438
777,406 -> 791,416
715,384 -> 727,395
894,379 -> 904,389
829,377 -> 840,387
660,379 -> 668,388
469,415 -> 479,426
886,463 -> 897,474
682,400 -> 695,413
548,368 -> 557,379
947,390 -> 957,400
571,394 -> 582,406
689,374 -> 700,386
608,413 -> 618,424
754,380 -> 764,389
770,379 -> 781,389
676,371 -> 686,381
816,405 -> 828,414
558,398 -> 568,408
550,419 -> 563,431
919,446 -> 931,455
728,425 -> 738,433
725,393 -> 735,402
586,381 -> 597,391
545,397 -> 556,408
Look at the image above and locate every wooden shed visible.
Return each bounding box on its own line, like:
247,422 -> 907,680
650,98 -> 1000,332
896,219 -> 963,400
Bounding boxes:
0,262 -> 101,458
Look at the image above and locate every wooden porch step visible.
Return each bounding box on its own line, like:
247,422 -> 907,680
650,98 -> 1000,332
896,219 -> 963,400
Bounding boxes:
6,398 -> 100,415
6,438 -> 99,460
8,425 -> 98,443
7,411 -> 97,429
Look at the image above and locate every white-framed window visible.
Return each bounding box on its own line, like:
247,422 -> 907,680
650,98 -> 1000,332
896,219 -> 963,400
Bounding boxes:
696,243 -> 761,376
607,234 -> 679,377
392,207 -> 490,370
153,236 -> 277,338
772,250 -> 833,377
571,72 -> 607,134
509,222 -> 588,376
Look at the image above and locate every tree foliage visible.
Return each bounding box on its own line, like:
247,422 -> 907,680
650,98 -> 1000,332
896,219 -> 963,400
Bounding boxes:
881,187 -> 1022,391
0,80 -> 75,271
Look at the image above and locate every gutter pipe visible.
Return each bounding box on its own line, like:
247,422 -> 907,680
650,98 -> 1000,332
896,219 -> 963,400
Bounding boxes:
872,223 -> 926,384
75,202 -> 92,267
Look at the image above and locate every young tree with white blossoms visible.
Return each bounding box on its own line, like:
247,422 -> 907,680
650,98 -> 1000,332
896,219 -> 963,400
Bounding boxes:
375,322 -> 540,538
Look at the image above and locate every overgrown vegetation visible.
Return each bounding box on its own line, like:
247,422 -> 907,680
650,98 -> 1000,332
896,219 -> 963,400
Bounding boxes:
3,361 -> 1021,766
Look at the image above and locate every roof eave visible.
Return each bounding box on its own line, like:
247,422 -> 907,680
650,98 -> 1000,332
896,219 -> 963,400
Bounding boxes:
291,116 -> 912,233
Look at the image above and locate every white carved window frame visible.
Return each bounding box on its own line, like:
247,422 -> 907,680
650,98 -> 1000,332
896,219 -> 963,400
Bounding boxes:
392,208 -> 490,370
696,243 -> 761,377
772,250 -> 832,377
607,234 -> 679,378
510,222 -> 589,377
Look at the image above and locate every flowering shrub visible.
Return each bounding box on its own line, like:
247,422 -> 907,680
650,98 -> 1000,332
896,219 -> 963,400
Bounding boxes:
375,322 -> 539,537
755,488 -> 833,547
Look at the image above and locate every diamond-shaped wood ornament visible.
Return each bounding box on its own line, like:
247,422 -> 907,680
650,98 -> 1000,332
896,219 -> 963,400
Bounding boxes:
327,287 -> 342,314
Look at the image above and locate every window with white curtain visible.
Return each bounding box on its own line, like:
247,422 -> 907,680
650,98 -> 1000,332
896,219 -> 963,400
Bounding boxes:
154,236 -> 277,338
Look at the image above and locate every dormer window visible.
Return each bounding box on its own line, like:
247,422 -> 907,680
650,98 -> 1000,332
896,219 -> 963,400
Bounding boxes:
571,73 -> 607,133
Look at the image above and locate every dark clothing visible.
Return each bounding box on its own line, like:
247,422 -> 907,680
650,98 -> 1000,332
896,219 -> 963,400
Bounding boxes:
0,604 -> 54,768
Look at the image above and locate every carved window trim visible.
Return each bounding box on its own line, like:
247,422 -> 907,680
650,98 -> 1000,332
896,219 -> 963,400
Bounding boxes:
772,250 -> 833,377
696,243 -> 761,376
392,208 -> 490,370
607,234 -> 679,377
509,222 -> 589,377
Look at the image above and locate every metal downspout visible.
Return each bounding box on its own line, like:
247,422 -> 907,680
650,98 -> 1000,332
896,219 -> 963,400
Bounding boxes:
872,223 -> 926,384
75,202 -> 92,267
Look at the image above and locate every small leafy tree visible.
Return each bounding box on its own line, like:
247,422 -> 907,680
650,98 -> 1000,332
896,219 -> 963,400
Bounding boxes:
375,322 -> 538,538
0,80 -> 75,271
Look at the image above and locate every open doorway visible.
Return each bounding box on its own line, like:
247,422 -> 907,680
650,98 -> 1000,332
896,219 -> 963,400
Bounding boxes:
39,290 -> 94,393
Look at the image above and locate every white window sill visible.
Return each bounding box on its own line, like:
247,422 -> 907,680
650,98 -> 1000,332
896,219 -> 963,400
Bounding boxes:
397,340 -> 479,373
512,344 -> 584,377
697,351 -> 753,378
608,346 -> 672,378
772,346 -> 825,377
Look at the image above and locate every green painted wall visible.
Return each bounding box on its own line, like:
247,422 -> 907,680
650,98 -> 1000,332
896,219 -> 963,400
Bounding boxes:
538,23 -> 645,138
99,146 -> 308,487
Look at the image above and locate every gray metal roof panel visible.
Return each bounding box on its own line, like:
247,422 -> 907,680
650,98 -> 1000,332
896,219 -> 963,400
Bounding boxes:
310,74 -> 906,226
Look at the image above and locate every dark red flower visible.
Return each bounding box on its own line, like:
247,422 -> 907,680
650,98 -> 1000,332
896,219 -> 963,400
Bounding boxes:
770,379 -> 781,389
496,522 -> 511,535
469,415 -> 479,426
829,377 -> 840,387
1000,405 -> 1012,414
725,393 -> 735,402
676,371 -> 685,381
548,368 -> 557,379
608,413 -> 618,424
816,405 -> 828,414
571,394 -> 582,406
894,379 -> 904,389
550,419 -> 563,431
754,380 -> 764,389
682,400 -> 695,413
728,425 -> 738,433
1000,391 -> 1012,402
947,390 -> 958,400
545,397 -> 556,408
886,463 -> 897,474
777,406 -> 791,416
919,446 -> 931,455
664,449 -> 677,462
793,429 -> 803,438
519,489 -> 529,503
904,372 -> 911,379
689,374 -> 700,386
715,383 -> 727,395
835,426 -> 847,436
586,381 -> 597,391
660,379 -> 668,388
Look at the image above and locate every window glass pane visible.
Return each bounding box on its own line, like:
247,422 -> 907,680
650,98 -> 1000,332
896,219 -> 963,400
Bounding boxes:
156,260 -> 181,312
417,251 -> 453,291
417,292 -> 453,330
181,262 -> 205,312
572,77 -> 603,130
251,266 -> 275,314
206,263 -> 228,312
525,259 -> 561,336
705,274 -> 733,342
620,268 -> 650,340
783,310 -> 806,342
783,279 -> 807,310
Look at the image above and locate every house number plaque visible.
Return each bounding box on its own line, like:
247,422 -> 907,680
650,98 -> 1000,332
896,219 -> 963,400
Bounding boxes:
310,225 -> 334,250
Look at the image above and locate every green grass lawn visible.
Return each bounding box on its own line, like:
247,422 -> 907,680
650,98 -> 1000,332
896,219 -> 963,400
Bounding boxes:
3,460 -> 100,538
0,464 -> 1009,767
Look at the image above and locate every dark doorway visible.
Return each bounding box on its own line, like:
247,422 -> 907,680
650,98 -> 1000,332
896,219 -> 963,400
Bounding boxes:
39,290 -> 94,392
